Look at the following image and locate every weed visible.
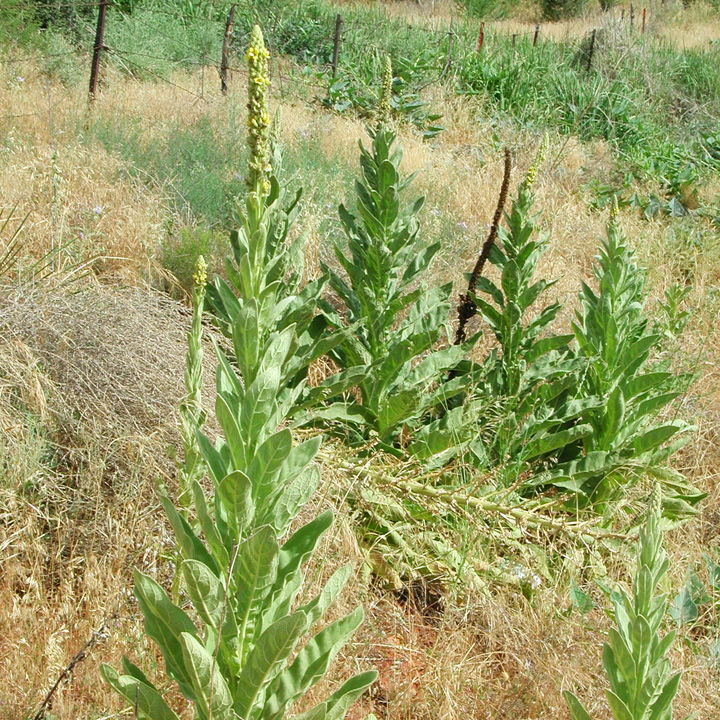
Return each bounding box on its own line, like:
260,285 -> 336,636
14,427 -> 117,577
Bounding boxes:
102,27 -> 375,720
565,490 -> 683,720
320,113 -> 474,450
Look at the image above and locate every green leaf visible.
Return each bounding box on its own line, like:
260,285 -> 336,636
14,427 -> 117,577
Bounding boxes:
296,564 -> 352,628
563,691 -> 593,720
191,480 -> 229,568
570,581 -> 595,615
240,367 -> 282,453
179,632 -> 234,720
182,560 -> 225,630
121,656 -> 151,685
233,300 -> 261,381
704,554 -> 720,591
605,689 -> 633,720
217,470 -> 254,537
233,526 -> 280,653
669,586 -> 699,626
632,424 -> 684,455
293,670 -> 378,720
235,611 -> 309,719
522,424 -> 593,461
133,570 -> 197,697
160,495 -> 219,575
648,672 -> 681,720
264,607 -> 364,720
101,664 -> 181,720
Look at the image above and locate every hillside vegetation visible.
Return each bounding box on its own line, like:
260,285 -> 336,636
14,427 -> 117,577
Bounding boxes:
1,1 -> 720,719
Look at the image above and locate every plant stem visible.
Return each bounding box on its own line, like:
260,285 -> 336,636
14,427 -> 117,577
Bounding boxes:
454,147 -> 512,345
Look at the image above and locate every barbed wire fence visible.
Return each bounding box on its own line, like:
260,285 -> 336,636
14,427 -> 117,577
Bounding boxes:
0,0 -> 660,124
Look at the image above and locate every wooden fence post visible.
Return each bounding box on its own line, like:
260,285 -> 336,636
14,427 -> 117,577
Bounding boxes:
332,14 -> 343,78
220,4 -> 236,95
587,28 -> 596,71
88,0 -> 108,105
533,23 -> 540,47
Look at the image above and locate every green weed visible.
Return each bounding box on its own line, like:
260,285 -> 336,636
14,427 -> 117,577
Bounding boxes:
565,490 -> 682,720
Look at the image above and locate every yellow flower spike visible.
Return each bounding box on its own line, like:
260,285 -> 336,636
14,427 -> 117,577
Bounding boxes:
246,25 -> 271,195
523,133 -> 549,194
193,255 -> 208,288
609,195 -> 620,226
377,55 -> 393,127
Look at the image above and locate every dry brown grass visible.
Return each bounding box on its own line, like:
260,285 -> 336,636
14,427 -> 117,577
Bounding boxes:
2,24 -> 720,720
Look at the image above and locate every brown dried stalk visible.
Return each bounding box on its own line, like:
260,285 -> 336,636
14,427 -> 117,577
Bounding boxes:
454,148 -> 512,345
32,611 -> 119,720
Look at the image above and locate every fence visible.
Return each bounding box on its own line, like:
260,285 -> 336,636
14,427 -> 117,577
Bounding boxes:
0,0 -> 661,120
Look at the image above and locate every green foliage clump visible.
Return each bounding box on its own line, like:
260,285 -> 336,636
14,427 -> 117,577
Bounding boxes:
558,213 -> 701,513
565,490 -> 682,720
540,0 -> 588,20
469,153 -> 590,477
320,120 -> 474,450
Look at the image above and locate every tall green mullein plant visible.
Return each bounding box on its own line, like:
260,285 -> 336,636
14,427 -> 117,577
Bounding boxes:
208,26 -> 352,418
177,255 -> 208,516
548,208 -> 703,517
564,489 -> 682,720
321,57 -> 476,450
102,311 -> 376,719
470,148 -> 593,478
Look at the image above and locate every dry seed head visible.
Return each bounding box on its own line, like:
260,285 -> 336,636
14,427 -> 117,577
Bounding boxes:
378,55 -> 393,126
246,25 -> 271,194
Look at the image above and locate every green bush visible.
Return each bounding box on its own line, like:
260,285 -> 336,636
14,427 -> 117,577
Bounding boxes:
320,113 -> 475,450
160,226 -> 226,297
540,0 -> 588,19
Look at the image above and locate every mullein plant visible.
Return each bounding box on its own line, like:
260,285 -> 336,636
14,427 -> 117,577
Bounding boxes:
102,312 -> 376,720
103,27 -> 376,719
564,488 -> 683,720
465,142 -> 598,478
177,255 -> 208,516
208,26 -> 355,419
544,206 -> 704,519
320,56 -> 478,451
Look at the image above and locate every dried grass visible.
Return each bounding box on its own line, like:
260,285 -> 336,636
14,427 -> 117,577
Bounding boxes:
1,26 -> 720,720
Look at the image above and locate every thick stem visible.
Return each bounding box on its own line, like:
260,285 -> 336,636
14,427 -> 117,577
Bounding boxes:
454,147 -> 512,345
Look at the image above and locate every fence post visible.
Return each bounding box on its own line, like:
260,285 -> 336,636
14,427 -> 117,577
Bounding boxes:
533,23 -> 540,47
220,4 -> 236,95
332,13 -> 343,79
88,0 -> 108,105
586,28 -> 596,71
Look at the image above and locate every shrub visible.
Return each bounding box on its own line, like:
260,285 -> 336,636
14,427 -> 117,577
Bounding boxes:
540,0 -> 588,20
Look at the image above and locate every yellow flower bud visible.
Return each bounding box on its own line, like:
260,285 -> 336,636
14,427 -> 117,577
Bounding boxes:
193,255 -> 208,288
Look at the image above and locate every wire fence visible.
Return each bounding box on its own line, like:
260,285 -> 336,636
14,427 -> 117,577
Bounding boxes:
0,1 -> 663,121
